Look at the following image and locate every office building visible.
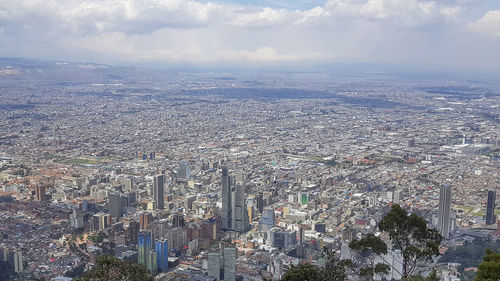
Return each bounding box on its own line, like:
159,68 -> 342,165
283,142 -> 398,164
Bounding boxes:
14,250 -> 23,273
108,193 -> 123,218
36,185 -> 46,201
153,175 -> 164,210
438,184 -> 452,239
268,227 -> 297,248
207,244 -> 236,281
221,167 -> 232,230
155,239 -> 168,272
231,184 -> 249,232
207,252 -> 221,280
140,212 -> 153,230
173,212 -> 185,227
146,250 -> 157,273
486,190 -> 496,225
178,161 -> 190,180
138,231 -> 152,266
259,207 -> 275,232
223,247 -> 236,281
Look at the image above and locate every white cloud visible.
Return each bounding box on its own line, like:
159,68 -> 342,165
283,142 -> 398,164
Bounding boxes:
0,0 -> 498,72
468,10 -> 500,38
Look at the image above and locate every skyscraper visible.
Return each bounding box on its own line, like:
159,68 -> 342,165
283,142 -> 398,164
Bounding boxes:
221,167 -> 232,230
155,239 -> 168,272
140,212 -> 153,230
14,250 -> 23,273
259,207 -> 275,232
138,231 -> 152,265
153,175 -> 164,210
438,184 -> 452,239
36,186 -> 46,201
223,247 -> 236,281
178,161 -> 190,180
207,252 -> 221,280
486,190 -> 496,225
173,212 -> 185,227
108,193 -> 122,218
231,184 -> 249,232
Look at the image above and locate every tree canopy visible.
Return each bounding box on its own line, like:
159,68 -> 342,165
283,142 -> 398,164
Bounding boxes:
474,249 -> 500,281
279,249 -> 347,281
75,255 -> 153,281
349,233 -> 390,280
378,204 -> 442,279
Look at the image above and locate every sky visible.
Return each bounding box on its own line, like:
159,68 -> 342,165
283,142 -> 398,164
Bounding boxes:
0,0 -> 499,74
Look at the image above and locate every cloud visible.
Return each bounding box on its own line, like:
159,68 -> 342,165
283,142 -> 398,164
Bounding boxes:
468,10 -> 500,38
0,0 -> 498,72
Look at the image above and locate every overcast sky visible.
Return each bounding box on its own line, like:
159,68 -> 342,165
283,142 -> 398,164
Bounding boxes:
1,0 -> 499,73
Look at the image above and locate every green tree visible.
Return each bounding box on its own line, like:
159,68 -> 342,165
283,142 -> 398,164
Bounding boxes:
75,255 -> 153,281
407,269 -> 440,281
474,249 -> 500,281
278,249 -> 347,281
378,204 -> 442,279
348,233 -> 390,280
281,264 -> 322,281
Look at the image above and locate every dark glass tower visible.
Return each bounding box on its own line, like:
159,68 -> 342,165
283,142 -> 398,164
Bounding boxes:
438,184 -> 452,240
153,174 -> 164,210
221,167 -> 231,230
486,190 -> 496,225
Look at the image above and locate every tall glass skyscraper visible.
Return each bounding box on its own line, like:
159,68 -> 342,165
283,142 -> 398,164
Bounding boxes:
231,184 -> 249,232
486,190 -> 496,225
153,174 -> 164,210
223,247 -> 236,281
259,207 -> 275,231
221,167 -> 232,230
138,231 -> 152,265
155,239 -> 169,272
438,185 -> 452,240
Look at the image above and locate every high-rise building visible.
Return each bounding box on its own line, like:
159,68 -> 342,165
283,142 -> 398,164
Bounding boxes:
223,247 -> 236,281
178,161 -> 190,180
108,193 -> 123,218
140,212 -> 153,230
231,184 -> 249,232
221,167 -> 232,230
268,227 -> 297,248
70,208 -> 84,229
486,190 -> 496,225
126,221 -> 140,245
155,239 -> 168,272
438,185 -> 452,239
207,244 -> 236,281
207,252 -> 221,280
173,212 -> 185,227
256,192 -> 264,214
91,213 -> 112,231
14,250 -> 23,273
138,231 -> 152,265
259,207 -> 275,232
146,250 -> 157,273
36,186 -> 46,201
153,175 -> 164,210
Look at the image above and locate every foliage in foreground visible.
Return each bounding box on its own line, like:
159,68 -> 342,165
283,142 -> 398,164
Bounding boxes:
440,238 -> 500,271
75,255 -> 153,281
280,251 -> 348,281
474,249 -> 500,281
349,233 -> 390,280
378,204 -> 442,279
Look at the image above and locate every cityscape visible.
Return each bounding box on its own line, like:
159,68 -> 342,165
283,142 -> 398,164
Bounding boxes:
0,58 -> 499,281
1,0 -> 500,280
